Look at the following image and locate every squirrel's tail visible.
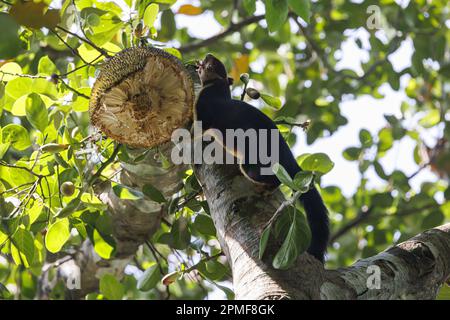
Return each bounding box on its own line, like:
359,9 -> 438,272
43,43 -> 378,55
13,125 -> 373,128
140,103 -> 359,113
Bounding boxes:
284,159 -> 330,263
299,187 -> 329,262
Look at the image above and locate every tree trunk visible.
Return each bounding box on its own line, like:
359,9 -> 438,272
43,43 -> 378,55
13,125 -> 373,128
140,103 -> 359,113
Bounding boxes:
195,162 -> 450,299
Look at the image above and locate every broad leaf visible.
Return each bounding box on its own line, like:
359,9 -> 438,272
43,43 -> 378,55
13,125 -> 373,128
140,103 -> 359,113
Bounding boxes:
301,153 -> 334,174
288,0 -> 310,23
143,3 -> 159,28
265,0 -> 288,32
272,163 -> 296,189
25,93 -> 48,132
273,208 -> 311,269
45,218 -> 70,253
142,183 -> 166,203
137,264 -> 162,291
99,274 -> 124,300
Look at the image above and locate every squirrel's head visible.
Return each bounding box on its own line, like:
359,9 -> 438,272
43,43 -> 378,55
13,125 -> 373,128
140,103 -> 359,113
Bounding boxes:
197,53 -> 234,86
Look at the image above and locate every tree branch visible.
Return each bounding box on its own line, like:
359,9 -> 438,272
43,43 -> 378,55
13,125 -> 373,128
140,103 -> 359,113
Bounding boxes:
291,14 -> 400,83
195,160 -> 450,299
55,25 -> 110,58
178,15 -> 265,54
330,202 -> 439,244
326,223 -> 450,299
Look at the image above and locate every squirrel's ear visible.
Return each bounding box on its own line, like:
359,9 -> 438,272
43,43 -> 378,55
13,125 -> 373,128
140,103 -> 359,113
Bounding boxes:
227,77 -> 234,85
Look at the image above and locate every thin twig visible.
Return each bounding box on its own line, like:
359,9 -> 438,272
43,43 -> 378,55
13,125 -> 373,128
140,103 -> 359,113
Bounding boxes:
145,241 -> 165,275
49,29 -> 90,65
0,182 -> 35,196
240,82 -> 248,101
179,15 -> 265,54
407,162 -> 430,180
329,202 -> 438,244
274,119 -> 311,131
0,161 -> 48,178
55,25 -> 110,58
0,71 -> 46,79
59,80 -> 90,99
263,191 -> 302,230
88,144 -> 121,185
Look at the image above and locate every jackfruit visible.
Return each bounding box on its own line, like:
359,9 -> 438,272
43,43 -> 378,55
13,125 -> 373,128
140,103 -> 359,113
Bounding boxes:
90,47 -> 194,148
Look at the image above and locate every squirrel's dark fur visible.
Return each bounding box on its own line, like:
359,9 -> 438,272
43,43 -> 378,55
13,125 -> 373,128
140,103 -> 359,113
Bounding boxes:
195,54 -> 329,262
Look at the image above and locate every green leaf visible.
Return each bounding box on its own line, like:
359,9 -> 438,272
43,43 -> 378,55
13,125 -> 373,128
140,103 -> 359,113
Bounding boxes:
93,229 -> 115,259
359,129 -> 373,148
373,161 -> 389,180
80,193 -> 107,211
0,13 -> 23,59
38,56 -> 57,75
171,216 -> 190,250
56,197 -> 81,218
162,271 -> 180,285
45,218 -> 70,253
437,285 -> 450,300
99,274 -> 124,300
273,208 -> 311,269
5,77 -> 33,100
343,147 -> 361,161
421,210 -> 444,230
25,93 -> 48,132
1,124 -> 31,151
0,62 -> 22,81
419,109 -> 440,128
9,2 -> 60,29
243,0 -> 256,14
371,193 -> 394,208
194,214 -> 216,237
143,3 -> 159,28
197,260 -> 228,281
259,226 -> 271,259
163,47 -> 182,60
260,93 -> 282,108
378,128 -> 393,152
265,0 -> 289,32
272,163 -> 296,189
0,143 -> 10,160
0,282 -> 11,299
11,228 -> 35,267
86,13 -> 101,27
11,92 -> 53,117
293,171 -> 313,191
288,0 -> 310,23
112,183 -> 143,200
137,264 -> 162,291
215,283 -> 235,300
142,184 -> 166,203
158,9 -> 176,41
301,153 -> 334,174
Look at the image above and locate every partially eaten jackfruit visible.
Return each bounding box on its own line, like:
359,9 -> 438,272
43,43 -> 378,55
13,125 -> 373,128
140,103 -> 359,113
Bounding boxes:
90,47 -> 194,148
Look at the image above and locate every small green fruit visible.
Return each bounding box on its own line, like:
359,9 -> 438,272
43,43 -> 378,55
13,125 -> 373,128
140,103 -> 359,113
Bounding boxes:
60,181 -> 75,197
40,143 -> 68,153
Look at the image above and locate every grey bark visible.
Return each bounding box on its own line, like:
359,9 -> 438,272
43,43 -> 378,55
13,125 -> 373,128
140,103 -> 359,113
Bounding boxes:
195,162 -> 450,300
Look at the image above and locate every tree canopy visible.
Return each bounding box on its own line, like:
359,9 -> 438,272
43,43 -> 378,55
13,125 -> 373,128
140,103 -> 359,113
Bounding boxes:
0,0 -> 449,300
